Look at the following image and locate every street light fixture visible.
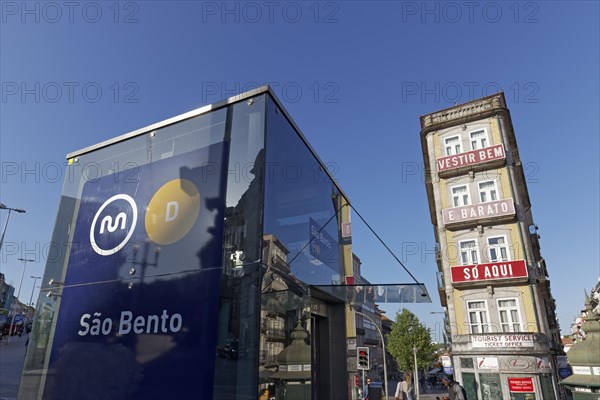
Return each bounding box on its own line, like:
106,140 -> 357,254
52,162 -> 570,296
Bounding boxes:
0,203 -> 26,253
7,257 -> 35,344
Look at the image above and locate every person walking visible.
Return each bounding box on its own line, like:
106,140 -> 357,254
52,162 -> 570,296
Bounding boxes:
441,375 -> 467,400
395,372 -> 415,400
364,377 -> 372,399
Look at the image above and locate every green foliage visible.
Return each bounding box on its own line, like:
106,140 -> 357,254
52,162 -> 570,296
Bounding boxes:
387,309 -> 436,372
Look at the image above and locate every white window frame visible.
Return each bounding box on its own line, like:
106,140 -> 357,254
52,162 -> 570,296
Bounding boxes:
467,300 -> 490,334
478,180 -> 499,203
497,298 -> 523,332
459,239 -> 480,265
469,128 -> 490,150
487,235 -> 510,263
444,135 -> 462,156
450,184 -> 471,207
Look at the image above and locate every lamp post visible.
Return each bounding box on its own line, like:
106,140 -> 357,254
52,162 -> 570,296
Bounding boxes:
7,258 -> 35,344
413,344 -> 420,400
0,203 -> 26,253
352,307 -> 388,400
28,276 -> 42,312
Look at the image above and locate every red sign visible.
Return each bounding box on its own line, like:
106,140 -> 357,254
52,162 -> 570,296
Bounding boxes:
508,377 -> 534,392
443,199 -> 515,225
451,260 -> 528,283
437,144 -> 505,172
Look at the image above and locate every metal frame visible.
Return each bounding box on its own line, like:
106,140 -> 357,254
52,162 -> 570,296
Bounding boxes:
66,85 -> 351,203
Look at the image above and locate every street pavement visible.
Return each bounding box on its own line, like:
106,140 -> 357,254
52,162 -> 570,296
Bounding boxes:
1,342 -> 451,400
0,335 -> 27,400
383,380 -> 448,400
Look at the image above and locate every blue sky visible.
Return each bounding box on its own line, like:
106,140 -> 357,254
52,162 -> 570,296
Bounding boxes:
1,1 -> 598,337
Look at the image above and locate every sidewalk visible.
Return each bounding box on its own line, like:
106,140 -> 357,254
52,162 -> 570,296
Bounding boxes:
381,381 -> 447,400
0,335 -> 27,400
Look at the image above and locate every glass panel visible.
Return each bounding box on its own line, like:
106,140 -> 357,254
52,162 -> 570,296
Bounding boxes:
499,300 -> 515,307
214,95 -> 266,399
22,106 -> 233,400
470,130 -> 488,150
462,372 -> 479,400
460,357 -> 474,369
511,310 -> 520,331
263,97 -> 343,286
261,96 -> 349,399
445,136 -> 461,155
490,248 -> 498,262
469,301 -> 484,309
480,374 -> 502,400
539,374 -> 555,400
259,290 -> 312,399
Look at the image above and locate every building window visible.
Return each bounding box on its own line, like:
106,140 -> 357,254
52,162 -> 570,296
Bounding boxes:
480,373 -> 502,400
487,236 -> 509,262
467,300 -> 489,333
470,129 -> 489,150
451,185 -> 471,207
460,240 -> 480,265
444,135 -> 462,156
478,180 -> 498,203
460,357 -> 474,368
498,299 -> 521,332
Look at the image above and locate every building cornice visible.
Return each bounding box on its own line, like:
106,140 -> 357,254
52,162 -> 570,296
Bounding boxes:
420,92 -> 507,133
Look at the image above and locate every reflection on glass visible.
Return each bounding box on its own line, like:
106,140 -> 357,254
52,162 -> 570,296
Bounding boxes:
263,97 -> 344,287
480,373 -> 502,400
213,95 -> 266,399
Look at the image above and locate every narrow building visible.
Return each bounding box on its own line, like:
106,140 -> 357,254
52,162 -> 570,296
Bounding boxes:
420,93 -> 564,400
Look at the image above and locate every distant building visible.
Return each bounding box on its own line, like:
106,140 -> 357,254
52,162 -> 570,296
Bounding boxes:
561,280 -> 600,399
420,93 -> 564,399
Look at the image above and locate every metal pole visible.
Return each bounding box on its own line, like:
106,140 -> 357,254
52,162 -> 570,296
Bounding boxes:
0,208 -> 12,253
413,344 -> 420,400
28,276 -> 41,310
7,258 -> 32,344
354,308 -> 388,400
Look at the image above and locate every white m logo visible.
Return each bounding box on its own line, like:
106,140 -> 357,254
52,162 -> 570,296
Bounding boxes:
90,194 -> 138,256
99,212 -> 128,234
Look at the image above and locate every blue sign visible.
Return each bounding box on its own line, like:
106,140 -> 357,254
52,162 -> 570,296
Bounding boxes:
309,217 -> 338,269
13,314 -> 24,323
559,367 -> 573,379
443,366 -> 454,375
43,144 -> 227,399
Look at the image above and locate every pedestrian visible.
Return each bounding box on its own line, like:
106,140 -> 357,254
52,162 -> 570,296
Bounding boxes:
364,377 -> 372,399
441,375 -> 467,400
395,372 -> 415,400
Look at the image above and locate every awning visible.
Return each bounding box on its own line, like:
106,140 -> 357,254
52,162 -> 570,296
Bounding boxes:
427,368 -> 441,375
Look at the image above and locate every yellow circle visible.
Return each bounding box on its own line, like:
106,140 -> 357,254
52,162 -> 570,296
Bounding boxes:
145,179 -> 201,245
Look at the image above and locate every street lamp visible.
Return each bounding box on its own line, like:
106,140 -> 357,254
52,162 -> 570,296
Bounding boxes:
7,258 -> 35,344
352,306 -> 388,400
28,276 -> 42,310
0,203 -> 26,253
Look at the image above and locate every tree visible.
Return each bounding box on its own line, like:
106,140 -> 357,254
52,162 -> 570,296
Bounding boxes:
387,309 -> 436,372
